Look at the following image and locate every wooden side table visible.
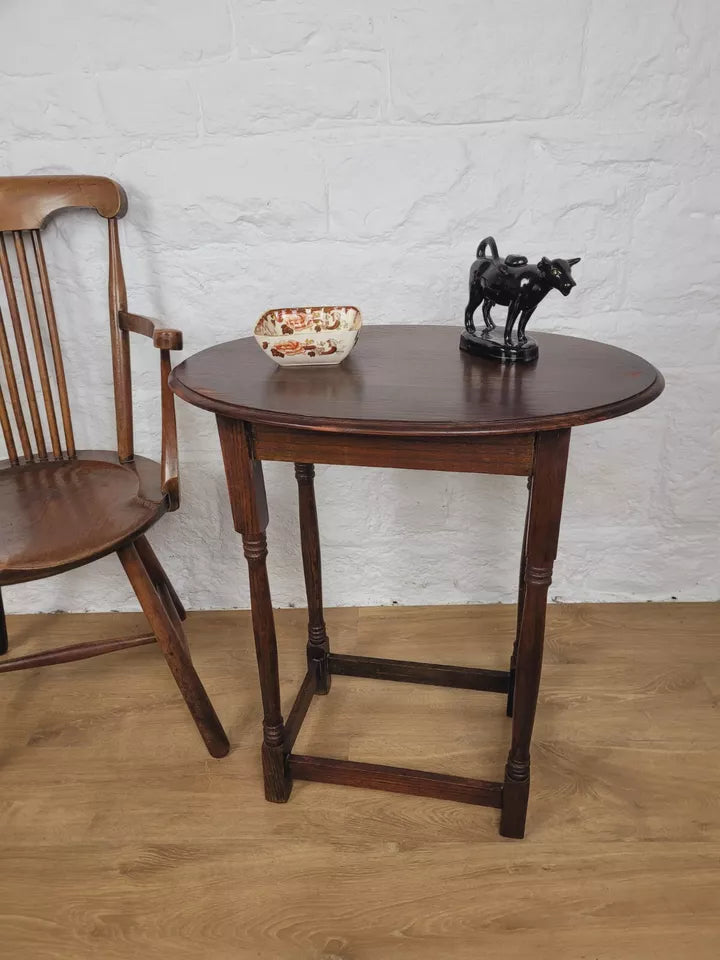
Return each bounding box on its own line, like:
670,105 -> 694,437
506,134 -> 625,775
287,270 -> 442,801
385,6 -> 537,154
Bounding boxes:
171,326 -> 663,837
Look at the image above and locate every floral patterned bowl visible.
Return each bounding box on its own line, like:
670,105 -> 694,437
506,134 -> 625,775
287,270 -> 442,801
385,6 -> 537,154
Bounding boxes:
254,305 -> 362,367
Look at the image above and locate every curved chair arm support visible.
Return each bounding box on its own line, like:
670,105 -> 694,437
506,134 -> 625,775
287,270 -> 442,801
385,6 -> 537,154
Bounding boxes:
119,310 -> 182,510
119,311 -> 183,351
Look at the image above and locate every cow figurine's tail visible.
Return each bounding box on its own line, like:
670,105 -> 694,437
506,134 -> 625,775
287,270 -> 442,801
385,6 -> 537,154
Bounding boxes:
476,236 -> 499,260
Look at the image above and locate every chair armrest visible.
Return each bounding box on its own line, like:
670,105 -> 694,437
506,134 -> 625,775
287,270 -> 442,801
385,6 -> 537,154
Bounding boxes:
118,310 -> 182,510
119,310 -> 183,351
159,347 -> 180,510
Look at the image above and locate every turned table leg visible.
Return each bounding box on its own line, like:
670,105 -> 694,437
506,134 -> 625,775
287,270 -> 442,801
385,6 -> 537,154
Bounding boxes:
500,429 -> 570,838
294,463 -> 331,694
217,416 -> 290,802
507,478 -> 531,718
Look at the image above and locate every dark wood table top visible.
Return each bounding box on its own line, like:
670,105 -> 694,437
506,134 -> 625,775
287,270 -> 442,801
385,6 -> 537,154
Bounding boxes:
170,325 -> 664,437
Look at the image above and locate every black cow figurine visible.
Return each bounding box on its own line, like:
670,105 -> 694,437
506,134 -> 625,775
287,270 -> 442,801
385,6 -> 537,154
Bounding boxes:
460,236 -> 581,362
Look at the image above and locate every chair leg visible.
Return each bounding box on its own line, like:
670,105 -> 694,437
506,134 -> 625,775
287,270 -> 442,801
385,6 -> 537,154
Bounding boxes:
118,542 -> 229,759
134,535 -> 186,621
0,587 -> 7,656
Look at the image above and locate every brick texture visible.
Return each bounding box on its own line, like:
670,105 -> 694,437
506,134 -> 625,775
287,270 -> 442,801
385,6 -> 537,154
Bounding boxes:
0,0 -> 716,611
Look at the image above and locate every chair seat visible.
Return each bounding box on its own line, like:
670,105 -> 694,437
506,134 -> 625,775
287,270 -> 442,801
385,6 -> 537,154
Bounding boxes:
0,451 -> 167,585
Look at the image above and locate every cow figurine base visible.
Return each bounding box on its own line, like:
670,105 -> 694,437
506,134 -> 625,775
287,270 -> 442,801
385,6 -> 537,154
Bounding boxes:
460,327 -> 538,364
461,236 -> 580,364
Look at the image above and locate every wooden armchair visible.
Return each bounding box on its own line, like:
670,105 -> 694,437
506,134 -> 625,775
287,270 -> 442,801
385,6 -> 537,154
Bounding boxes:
0,175 -> 228,758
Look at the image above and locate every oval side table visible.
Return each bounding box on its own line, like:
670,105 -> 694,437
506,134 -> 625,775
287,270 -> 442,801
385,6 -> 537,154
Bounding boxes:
170,325 -> 664,838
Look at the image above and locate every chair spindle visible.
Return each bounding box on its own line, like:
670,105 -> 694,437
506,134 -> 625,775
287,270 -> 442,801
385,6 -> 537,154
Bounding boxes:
31,231 -> 75,458
0,379 -> 18,464
0,304 -> 32,461
0,233 -> 47,459
0,229 -> 77,462
13,231 -> 62,458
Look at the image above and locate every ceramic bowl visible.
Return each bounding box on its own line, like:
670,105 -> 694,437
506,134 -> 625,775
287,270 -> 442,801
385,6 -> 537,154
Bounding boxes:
254,305 -> 362,367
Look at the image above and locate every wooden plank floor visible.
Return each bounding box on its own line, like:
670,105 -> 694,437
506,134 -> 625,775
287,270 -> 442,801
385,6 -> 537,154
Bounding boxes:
0,603 -> 718,959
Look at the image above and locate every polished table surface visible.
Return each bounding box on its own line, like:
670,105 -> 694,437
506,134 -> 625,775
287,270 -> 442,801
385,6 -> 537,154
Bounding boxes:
170,325 -> 664,434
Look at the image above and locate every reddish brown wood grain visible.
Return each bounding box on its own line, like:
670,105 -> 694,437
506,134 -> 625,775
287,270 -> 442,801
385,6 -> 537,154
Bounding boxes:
329,652 -> 510,693
289,755 -> 504,808
13,231 -> 62,458
259,426 -> 533,475
119,543 -> 229,759
31,230 -> 75,457
0,451 -> 168,585
170,326 -> 664,436
107,217 -> 133,462
172,270 -> 664,835
295,463 -> 332,692
0,379 -> 18,465
283,666 -> 318,753
0,175 -> 227,759
216,415 -> 289,800
0,301 -> 32,461
0,631 -> 155,674
0,175 -> 126,231
501,428 -> 571,839
0,233 -> 47,458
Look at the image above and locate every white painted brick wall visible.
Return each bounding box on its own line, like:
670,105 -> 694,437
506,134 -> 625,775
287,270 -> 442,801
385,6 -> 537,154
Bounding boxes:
0,0 -> 718,613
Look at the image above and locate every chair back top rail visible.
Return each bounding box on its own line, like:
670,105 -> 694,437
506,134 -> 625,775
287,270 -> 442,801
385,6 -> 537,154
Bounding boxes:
0,176 -> 127,232
0,176 -> 130,465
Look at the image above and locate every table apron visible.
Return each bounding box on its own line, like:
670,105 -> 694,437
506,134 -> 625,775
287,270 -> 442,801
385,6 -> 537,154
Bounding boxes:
251,424 -> 534,476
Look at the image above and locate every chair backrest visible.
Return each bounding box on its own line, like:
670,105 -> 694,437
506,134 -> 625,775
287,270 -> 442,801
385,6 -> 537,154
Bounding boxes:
0,175 -> 133,466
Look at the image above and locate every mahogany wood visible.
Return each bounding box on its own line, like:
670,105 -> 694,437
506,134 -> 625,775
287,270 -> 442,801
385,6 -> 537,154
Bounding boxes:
170,326 -> 664,436
13,231 -> 62,458
118,311 -> 182,507
134,535 -> 186,621
289,755 -> 504,808
0,632 -> 155,674
0,380 -> 17,466
216,415 -> 289,800
159,347 -> 180,510
0,175 -> 226,758
295,463 -> 331,692
118,543 -> 229,759
0,233 -> 46,459
259,426 -> 533,476
0,297 -> 31,461
157,581 -> 188,654
119,310 -> 183,351
31,230 -> 75,457
172,326 -> 664,836
107,218 -> 133,462
0,175 -> 127,231
118,310 -> 155,340
283,665 -> 318,753
500,428 -> 571,839
507,477 -> 531,718
329,652 -> 510,693
0,452 -> 166,585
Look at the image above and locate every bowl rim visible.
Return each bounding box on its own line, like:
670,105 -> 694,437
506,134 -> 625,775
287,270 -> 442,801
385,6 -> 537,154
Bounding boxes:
254,304 -> 362,336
